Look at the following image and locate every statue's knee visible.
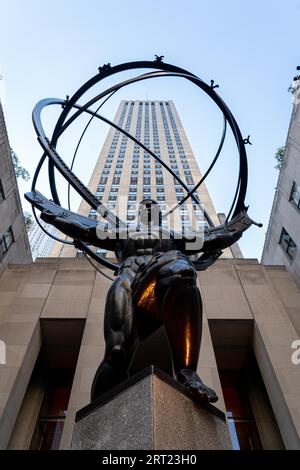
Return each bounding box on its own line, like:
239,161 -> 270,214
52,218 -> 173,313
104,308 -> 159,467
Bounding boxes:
118,276 -> 132,295
105,277 -> 133,331
157,267 -> 196,296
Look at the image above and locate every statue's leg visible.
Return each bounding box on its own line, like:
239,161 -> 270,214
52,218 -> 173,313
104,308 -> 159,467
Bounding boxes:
91,273 -> 138,401
156,259 -> 218,403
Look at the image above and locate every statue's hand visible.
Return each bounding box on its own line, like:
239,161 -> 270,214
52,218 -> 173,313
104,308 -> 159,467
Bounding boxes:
203,210 -> 262,251
25,190 -> 115,249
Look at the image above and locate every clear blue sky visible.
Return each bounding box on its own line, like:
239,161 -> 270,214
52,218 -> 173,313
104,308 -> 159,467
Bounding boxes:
0,0 -> 299,258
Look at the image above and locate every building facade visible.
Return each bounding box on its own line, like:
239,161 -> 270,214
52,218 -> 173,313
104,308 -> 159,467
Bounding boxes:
1,257 -> 300,450
0,100 -> 300,450
0,101 -> 32,272
28,220 -> 59,261
262,73 -> 300,279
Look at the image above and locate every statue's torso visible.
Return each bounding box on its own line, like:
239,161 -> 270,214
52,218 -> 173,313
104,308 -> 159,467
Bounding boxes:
115,226 -> 177,263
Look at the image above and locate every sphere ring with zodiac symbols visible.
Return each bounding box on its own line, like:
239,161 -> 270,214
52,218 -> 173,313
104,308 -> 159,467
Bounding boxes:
26,56 -> 263,403
27,56 -> 260,275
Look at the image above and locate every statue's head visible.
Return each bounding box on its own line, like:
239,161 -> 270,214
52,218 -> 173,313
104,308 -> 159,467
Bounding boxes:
138,198 -> 162,227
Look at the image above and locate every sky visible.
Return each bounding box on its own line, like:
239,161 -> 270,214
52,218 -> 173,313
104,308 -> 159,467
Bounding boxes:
0,0 -> 299,259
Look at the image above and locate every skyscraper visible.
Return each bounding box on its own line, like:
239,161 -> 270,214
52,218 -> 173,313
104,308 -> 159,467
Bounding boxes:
52,100 -> 233,258
28,220 -> 60,261
0,100 -> 32,272
262,72 -> 300,279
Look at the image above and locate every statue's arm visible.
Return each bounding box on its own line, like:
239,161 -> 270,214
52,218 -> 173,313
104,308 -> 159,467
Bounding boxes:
25,190 -> 118,251
174,210 -> 260,255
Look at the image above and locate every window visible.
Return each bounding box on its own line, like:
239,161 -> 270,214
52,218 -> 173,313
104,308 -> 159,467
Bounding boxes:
29,368 -> 74,450
219,367 -> 263,450
89,209 -> 97,220
279,227 -> 297,260
290,181 -> 300,209
0,179 -> 5,202
96,248 -> 107,258
0,227 -> 14,261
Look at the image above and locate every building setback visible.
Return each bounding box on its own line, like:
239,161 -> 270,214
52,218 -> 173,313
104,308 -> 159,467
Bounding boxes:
28,220 -> 59,261
262,73 -> 300,280
0,101 -> 32,272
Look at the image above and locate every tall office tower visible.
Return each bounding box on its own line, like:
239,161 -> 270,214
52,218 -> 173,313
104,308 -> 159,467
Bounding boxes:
28,220 -> 59,261
52,100 -> 234,258
262,71 -> 300,279
0,101 -> 32,272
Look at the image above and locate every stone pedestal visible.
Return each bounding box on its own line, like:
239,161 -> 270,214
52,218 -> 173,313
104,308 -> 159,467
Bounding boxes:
71,366 -> 232,450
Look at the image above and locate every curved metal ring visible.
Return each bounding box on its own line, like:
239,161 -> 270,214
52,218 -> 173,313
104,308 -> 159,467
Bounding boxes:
47,62 -> 248,220
31,60 -> 249,272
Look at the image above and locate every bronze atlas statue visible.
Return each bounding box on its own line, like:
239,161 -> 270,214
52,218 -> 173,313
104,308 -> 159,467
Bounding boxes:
25,57 -> 261,405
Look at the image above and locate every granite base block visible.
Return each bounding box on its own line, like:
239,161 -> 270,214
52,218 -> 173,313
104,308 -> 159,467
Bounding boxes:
71,366 -> 232,450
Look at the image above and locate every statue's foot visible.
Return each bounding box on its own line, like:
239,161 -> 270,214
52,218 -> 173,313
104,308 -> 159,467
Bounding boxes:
177,369 -> 218,404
